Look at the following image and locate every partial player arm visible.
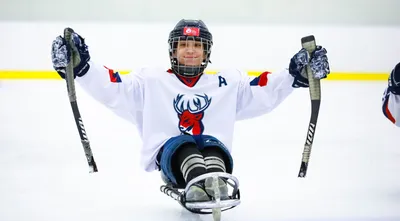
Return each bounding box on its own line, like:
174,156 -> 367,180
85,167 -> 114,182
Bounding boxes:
382,62 -> 400,127
76,62 -> 145,123
235,69 -> 295,120
236,46 -> 330,120
382,92 -> 400,127
51,32 -> 144,124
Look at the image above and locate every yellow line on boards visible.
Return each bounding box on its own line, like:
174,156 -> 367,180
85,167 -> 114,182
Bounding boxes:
0,70 -> 389,81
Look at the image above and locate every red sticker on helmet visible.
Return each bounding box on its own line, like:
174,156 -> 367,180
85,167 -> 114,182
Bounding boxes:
183,27 -> 200,36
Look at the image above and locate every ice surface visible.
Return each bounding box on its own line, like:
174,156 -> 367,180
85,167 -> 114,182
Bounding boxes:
0,80 -> 399,221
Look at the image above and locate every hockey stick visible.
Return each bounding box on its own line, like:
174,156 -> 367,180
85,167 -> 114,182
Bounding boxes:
64,27 -> 98,173
298,35 -> 321,178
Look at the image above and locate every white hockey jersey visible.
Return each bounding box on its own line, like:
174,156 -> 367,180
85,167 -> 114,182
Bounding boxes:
76,61 -> 295,172
382,88 -> 400,127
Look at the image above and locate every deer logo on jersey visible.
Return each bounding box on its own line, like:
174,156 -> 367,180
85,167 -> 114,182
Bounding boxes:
173,94 -> 212,135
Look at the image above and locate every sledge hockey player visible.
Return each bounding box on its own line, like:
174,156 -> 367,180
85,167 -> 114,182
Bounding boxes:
51,19 -> 330,208
382,62 -> 400,127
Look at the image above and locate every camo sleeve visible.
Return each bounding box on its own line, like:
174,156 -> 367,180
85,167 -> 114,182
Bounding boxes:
76,61 -> 145,125
382,88 -> 400,127
236,69 -> 295,120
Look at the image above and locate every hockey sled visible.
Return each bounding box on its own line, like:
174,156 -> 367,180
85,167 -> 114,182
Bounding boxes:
160,172 -> 241,219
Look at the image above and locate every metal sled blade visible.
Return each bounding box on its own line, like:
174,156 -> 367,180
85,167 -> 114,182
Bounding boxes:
212,175 -> 221,221
185,199 -> 241,209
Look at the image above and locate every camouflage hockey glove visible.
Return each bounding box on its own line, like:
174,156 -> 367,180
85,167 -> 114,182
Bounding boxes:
289,46 -> 330,88
51,32 -> 90,79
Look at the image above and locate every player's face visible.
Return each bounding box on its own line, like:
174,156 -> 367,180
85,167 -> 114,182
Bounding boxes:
176,40 -> 205,66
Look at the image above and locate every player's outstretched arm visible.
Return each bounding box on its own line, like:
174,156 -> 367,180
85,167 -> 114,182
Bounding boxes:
51,30 -> 144,122
382,62 -> 400,127
236,45 -> 330,119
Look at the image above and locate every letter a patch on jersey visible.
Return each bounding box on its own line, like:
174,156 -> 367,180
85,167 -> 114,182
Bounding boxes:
104,66 -> 122,83
250,71 -> 270,87
218,76 -> 227,87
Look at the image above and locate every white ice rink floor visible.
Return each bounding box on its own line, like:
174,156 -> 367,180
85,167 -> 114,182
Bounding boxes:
0,80 -> 399,221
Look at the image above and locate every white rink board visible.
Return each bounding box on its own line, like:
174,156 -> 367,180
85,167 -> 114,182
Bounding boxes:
1,22 -> 400,73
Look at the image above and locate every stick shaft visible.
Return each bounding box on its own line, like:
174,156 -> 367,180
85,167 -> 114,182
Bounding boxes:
298,35 -> 321,178
64,28 -> 98,173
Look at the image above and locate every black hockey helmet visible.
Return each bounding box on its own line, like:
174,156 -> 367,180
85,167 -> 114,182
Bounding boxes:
168,19 -> 213,77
